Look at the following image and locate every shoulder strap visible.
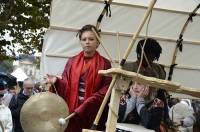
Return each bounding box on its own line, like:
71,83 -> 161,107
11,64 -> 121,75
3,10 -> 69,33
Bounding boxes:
0,120 -> 4,132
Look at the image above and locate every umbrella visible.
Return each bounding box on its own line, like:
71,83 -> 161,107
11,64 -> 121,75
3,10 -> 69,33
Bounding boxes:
0,72 -> 17,88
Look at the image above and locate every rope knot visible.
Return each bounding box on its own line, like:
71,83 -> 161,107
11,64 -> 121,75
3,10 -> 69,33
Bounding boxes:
104,1 -> 111,17
176,38 -> 183,52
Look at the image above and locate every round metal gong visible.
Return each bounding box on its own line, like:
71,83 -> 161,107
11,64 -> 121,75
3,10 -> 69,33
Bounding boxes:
20,92 -> 69,132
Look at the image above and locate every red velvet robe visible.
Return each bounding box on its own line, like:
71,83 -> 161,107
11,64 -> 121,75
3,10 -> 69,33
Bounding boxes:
54,51 -> 111,132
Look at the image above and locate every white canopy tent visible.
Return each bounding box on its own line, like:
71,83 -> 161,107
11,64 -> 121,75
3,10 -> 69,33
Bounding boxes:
41,0 -> 200,98
11,68 -> 28,82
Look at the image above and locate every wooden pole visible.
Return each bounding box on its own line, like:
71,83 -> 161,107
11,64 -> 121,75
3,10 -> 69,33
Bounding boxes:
63,112 -> 75,121
91,28 -> 114,64
168,3 -> 200,80
91,75 -> 117,129
105,82 -> 121,132
96,0 -> 113,30
120,0 -> 157,67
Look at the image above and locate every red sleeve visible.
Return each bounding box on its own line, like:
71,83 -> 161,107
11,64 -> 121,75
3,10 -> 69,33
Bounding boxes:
52,58 -> 73,99
74,59 -> 111,122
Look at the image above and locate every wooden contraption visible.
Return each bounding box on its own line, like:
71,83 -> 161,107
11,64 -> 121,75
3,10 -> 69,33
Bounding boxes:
82,0 -> 200,131
84,68 -> 200,132
105,68 -> 200,132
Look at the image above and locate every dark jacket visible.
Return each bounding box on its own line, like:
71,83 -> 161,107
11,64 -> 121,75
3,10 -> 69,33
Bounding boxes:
118,99 -> 163,132
9,90 -> 29,132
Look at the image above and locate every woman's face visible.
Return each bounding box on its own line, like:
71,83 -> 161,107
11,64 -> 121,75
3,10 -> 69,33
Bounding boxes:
80,31 -> 99,57
132,83 -> 146,94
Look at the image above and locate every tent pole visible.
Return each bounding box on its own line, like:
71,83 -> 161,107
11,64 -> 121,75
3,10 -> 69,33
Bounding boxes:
96,0 -> 113,30
120,0 -> 157,67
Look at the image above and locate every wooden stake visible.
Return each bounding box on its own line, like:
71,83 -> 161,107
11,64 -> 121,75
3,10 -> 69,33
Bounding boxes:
92,75 -> 117,129
121,0 -> 157,66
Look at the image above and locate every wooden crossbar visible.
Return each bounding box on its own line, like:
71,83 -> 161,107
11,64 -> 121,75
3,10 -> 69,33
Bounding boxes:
99,68 -> 200,98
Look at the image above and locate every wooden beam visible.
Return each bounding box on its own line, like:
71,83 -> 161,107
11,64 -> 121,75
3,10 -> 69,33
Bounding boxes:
105,84 -> 121,132
98,68 -> 200,98
82,129 -> 102,132
83,0 -> 200,16
49,26 -> 200,46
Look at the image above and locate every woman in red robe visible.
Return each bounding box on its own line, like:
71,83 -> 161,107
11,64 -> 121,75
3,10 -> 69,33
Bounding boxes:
47,24 -> 111,132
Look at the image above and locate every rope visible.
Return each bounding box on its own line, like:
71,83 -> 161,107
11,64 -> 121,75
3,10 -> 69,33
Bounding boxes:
136,11 -> 152,77
91,28 -> 114,64
116,31 -> 121,65
119,0 -> 156,67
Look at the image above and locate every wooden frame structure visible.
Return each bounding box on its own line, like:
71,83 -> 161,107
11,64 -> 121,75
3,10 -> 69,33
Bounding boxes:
82,0 -> 200,131
83,68 -> 200,132
102,67 -> 200,131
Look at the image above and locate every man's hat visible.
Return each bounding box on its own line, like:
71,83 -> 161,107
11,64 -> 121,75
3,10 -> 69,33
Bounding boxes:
0,79 -> 6,90
0,72 -> 17,88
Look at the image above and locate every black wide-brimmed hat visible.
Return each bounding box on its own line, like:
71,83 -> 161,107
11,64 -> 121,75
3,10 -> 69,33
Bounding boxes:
0,72 -> 17,88
0,79 -> 6,90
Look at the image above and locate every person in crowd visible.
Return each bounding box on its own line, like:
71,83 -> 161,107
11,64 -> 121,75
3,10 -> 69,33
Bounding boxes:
192,100 -> 200,132
168,98 -> 180,108
118,38 -> 168,131
0,80 -> 13,132
3,86 -> 16,107
47,24 -> 111,132
169,99 -> 195,132
9,78 -> 35,132
33,82 -> 42,93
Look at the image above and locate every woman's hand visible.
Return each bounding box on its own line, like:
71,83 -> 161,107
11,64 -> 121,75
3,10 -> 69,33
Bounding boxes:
129,83 -> 137,97
46,74 -> 57,84
138,85 -> 149,98
152,98 -> 164,108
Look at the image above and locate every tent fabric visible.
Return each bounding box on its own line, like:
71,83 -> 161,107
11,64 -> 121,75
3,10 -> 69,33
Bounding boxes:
41,0 -> 200,96
11,68 -> 28,82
